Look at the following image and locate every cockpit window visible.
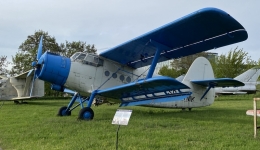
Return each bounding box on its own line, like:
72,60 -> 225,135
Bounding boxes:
83,54 -> 104,67
71,52 -> 104,67
77,54 -> 86,60
70,52 -> 81,60
85,54 -> 94,62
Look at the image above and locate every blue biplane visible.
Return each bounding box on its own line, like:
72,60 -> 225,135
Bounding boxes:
24,7 -> 247,120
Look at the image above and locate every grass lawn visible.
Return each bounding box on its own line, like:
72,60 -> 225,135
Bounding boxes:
0,95 -> 260,149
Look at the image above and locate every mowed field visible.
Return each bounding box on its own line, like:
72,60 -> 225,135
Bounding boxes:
0,95 -> 260,150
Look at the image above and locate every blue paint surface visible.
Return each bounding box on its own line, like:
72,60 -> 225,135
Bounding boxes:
36,52 -> 71,86
191,78 -> 245,87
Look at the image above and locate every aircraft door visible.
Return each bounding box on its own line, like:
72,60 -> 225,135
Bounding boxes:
94,67 -> 103,89
91,56 -> 104,90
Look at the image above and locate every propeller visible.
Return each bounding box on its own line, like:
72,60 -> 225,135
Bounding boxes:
27,35 -> 44,96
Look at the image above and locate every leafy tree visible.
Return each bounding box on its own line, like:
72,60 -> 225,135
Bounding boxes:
159,48 -> 256,79
158,52 -> 208,77
10,30 -> 97,96
158,66 -> 179,78
212,47 -> 256,78
10,30 -> 60,76
0,55 -> 10,76
60,41 -> 97,57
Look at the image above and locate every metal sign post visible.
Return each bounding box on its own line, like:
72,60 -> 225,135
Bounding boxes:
112,109 -> 132,150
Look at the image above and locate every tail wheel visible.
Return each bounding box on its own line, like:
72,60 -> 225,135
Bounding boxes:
57,106 -> 71,116
78,107 -> 94,121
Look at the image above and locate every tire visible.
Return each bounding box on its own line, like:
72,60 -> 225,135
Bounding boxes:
78,107 -> 94,121
57,106 -> 71,116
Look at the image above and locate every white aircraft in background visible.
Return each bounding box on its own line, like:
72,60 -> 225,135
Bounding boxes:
215,67 -> 260,95
0,71 -> 44,103
177,67 -> 260,96
13,7 -> 249,120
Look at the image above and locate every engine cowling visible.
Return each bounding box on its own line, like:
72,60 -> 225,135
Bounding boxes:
36,52 -> 71,86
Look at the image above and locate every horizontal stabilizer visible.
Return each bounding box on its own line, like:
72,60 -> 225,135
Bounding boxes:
191,78 -> 245,87
13,70 -> 31,78
97,76 -> 191,106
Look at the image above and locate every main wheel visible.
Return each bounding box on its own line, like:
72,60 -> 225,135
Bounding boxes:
57,106 -> 71,116
78,107 -> 94,121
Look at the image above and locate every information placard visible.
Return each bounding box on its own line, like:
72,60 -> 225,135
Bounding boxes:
112,109 -> 132,125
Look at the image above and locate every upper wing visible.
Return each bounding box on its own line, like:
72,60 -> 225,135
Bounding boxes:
100,7 -> 248,69
96,76 -> 191,107
191,78 -> 245,87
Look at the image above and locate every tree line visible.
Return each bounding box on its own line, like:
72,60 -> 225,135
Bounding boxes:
158,47 -> 259,78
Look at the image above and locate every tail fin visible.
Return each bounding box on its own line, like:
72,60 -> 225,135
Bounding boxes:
183,57 -> 214,83
182,57 -> 215,107
234,67 -> 260,82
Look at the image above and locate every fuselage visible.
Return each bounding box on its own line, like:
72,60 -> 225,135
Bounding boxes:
36,52 -> 215,109
64,52 -> 147,95
64,53 -> 215,109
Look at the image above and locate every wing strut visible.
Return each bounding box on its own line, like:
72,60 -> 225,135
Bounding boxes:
146,47 -> 162,79
145,39 -> 172,79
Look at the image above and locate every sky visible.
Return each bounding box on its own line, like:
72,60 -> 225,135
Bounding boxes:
0,0 -> 259,67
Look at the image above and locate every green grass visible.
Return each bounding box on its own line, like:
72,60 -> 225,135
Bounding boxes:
1,95 -> 260,150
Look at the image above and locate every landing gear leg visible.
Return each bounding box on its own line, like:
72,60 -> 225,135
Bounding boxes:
57,92 -> 79,117
77,90 -> 97,121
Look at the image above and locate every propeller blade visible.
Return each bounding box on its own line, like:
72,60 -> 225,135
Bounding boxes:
36,35 -> 43,61
27,69 -> 34,77
29,72 -> 37,97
